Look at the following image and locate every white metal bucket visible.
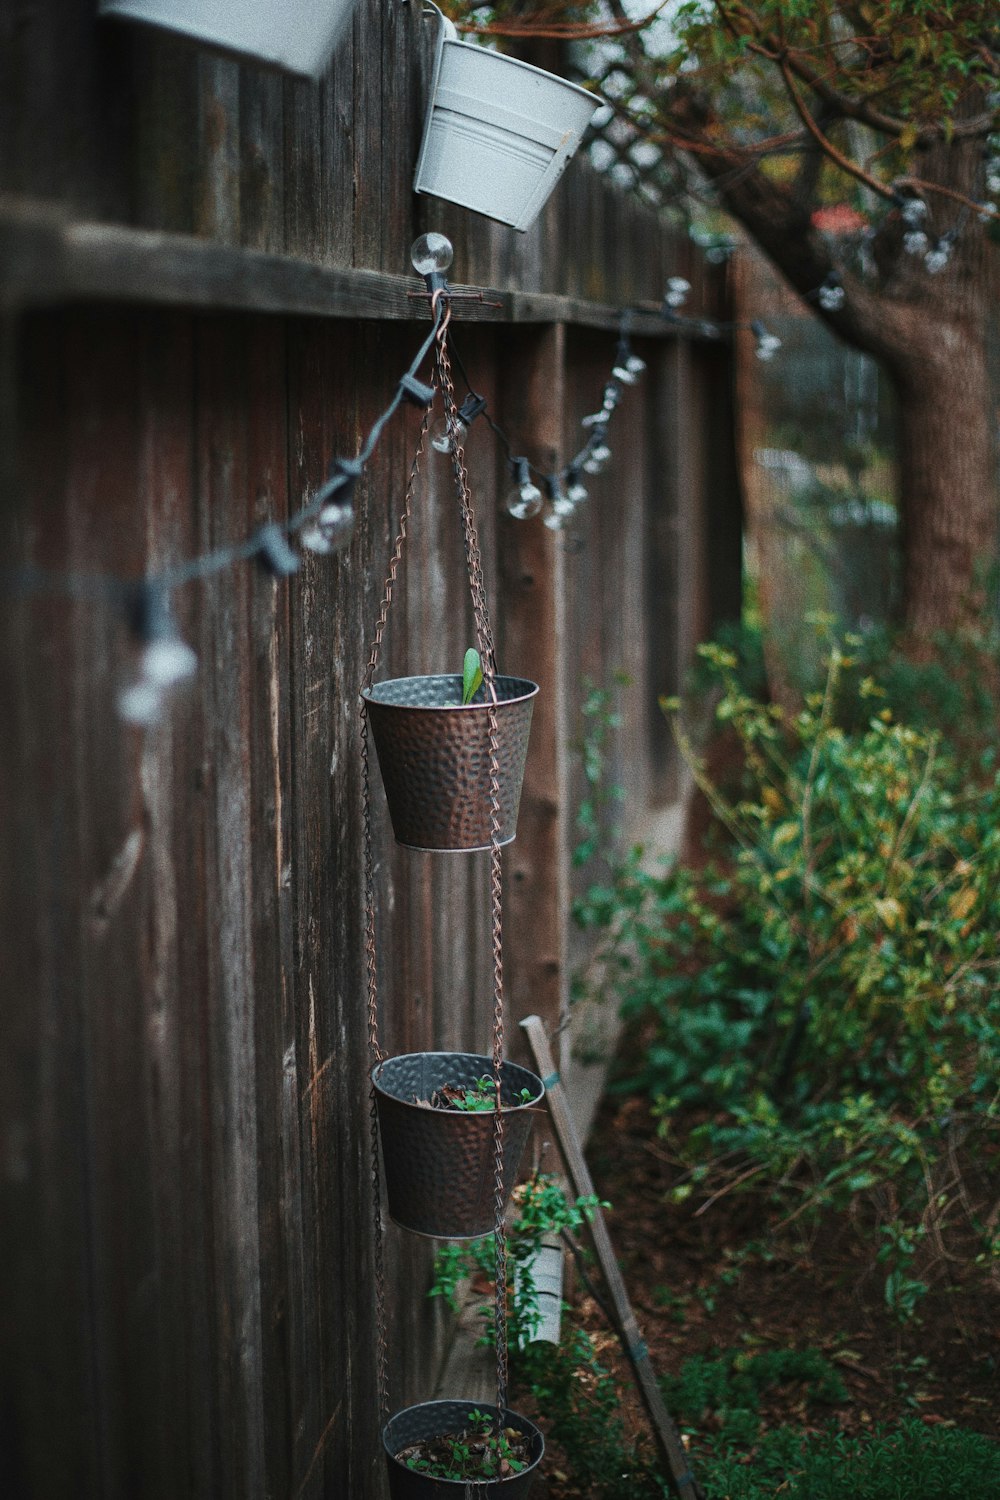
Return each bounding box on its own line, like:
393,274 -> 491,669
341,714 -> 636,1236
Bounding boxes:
414,8 -> 601,232
98,0 -> 354,79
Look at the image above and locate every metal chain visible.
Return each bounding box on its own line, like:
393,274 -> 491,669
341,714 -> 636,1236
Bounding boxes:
361,401 -> 434,1424
434,320 -> 509,1416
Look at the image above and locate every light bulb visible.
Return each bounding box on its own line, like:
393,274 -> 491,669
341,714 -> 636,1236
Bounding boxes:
751,322 -> 781,361
925,246 -> 950,274
141,636 -> 198,688
818,278 -> 845,312
582,411 -> 606,428
903,229 -> 929,256
566,475 -> 589,505
506,480 -> 543,520
301,500 -> 355,555
900,198 -> 928,227
582,441 -> 611,475
410,232 -> 453,276
117,680 -> 165,727
430,416 -> 466,453
625,353 -> 646,376
612,364 -> 639,386
664,276 -> 691,308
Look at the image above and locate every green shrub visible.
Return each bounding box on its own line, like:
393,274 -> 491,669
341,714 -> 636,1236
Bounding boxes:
574,641 -> 1000,1299
698,1417 -> 1000,1499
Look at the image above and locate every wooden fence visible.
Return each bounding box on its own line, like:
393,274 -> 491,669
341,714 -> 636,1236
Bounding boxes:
0,2 -> 741,1494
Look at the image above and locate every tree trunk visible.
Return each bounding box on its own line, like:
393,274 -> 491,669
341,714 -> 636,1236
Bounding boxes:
890,317 -> 998,639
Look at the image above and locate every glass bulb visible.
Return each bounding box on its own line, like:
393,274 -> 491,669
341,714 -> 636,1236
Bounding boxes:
117,679 -> 165,727
566,479 -> 588,505
626,354 -> 646,376
754,334 -> 781,362
818,281 -> 845,312
302,500 -> 355,555
141,636 -> 198,688
430,416 -> 466,453
410,232 -> 453,276
664,276 -> 691,308
582,442 -> 611,475
925,247 -> 950,274
900,198 -> 928,227
612,364 -> 639,386
903,229 -> 929,256
506,480 -> 543,520
581,411 -> 606,428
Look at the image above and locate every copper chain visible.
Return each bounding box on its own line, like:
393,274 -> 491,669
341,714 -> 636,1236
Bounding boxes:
361,402 -> 433,1424
434,324 -> 509,1417
361,301 -> 511,1428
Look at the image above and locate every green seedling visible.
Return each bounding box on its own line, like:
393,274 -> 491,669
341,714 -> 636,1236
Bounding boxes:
462,647 -> 483,705
399,1408 -> 529,1480
433,1075 -> 532,1113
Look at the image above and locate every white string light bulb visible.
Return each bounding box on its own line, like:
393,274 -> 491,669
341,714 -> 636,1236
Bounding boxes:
542,475 -> 576,530
430,415 -> 466,453
566,470 -> 589,505
752,322 -> 781,362
505,458 -> 543,520
582,435 -> 612,474
302,499 -> 355,555
818,276 -> 846,312
903,229 -> 929,256
664,276 -> 691,308
410,233 -> 453,276
142,635 -> 198,688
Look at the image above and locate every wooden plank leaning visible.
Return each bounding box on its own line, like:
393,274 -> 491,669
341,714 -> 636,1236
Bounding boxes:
520,1014 -> 704,1500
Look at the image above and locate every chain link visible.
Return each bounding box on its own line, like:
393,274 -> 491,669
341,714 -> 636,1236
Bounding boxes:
434,320 -> 509,1416
362,403 -> 433,1424
361,307 -> 512,1426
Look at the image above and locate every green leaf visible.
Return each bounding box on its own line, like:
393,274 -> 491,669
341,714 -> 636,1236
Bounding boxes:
462,647 -> 483,705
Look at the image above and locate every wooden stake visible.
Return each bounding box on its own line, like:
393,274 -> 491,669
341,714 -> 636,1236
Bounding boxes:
520,1014 -> 703,1500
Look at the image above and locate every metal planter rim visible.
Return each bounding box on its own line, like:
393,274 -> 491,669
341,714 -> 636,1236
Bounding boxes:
382,1399 -> 544,1496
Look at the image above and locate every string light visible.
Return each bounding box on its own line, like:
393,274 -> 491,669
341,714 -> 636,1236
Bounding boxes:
542,475 -> 575,530
663,276 -> 691,309
505,458 -> 543,520
817,274 -> 846,312
752,321 -> 782,361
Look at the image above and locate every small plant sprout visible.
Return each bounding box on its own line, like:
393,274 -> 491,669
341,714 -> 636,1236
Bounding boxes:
430,1075 -> 533,1112
462,647 -> 483,705
398,1409 -> 530,1479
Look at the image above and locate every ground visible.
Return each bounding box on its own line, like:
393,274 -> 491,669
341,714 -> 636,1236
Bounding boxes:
523,1085 -> 1000,1498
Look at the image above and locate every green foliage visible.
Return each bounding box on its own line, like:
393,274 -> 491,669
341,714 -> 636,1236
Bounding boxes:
695,1417 -> 1000,1499
401,1408 -> 528,1480
574,640 -> 1000,1289
661,1344 -> 848,1429
462,646 -> 483,705
442,1075 -> 532,1112
429,1173 -> 606,1342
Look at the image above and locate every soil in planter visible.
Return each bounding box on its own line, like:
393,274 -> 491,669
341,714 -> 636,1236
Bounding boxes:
396,1416 -> 533,1481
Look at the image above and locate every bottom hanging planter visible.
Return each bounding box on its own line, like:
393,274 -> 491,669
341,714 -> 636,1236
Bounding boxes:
383,1400 -> 544,1498
373,1052 -> 544,1239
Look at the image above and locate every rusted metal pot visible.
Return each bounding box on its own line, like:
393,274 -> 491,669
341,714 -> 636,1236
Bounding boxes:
383,1399 -> 544,1498
373,1052 -> 544,1239
361,674 -> 538,852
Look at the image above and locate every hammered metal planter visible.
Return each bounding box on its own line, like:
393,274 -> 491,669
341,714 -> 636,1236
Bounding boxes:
383,1400 -> 544,1498
373,1052 -> 544,1239
362,674 -> 538,852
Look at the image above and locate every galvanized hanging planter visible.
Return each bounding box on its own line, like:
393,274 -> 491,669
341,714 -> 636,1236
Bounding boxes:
383,1399 -> 544,1498
362,673 -> 538,852
413,4 -> 602,232
98,0 -> 353,78
372,1052 -> 544,1239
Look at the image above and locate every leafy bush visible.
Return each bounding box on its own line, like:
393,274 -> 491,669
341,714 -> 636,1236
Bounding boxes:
697,1417 -> 1000,1499
574,641 -> 1000,1303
